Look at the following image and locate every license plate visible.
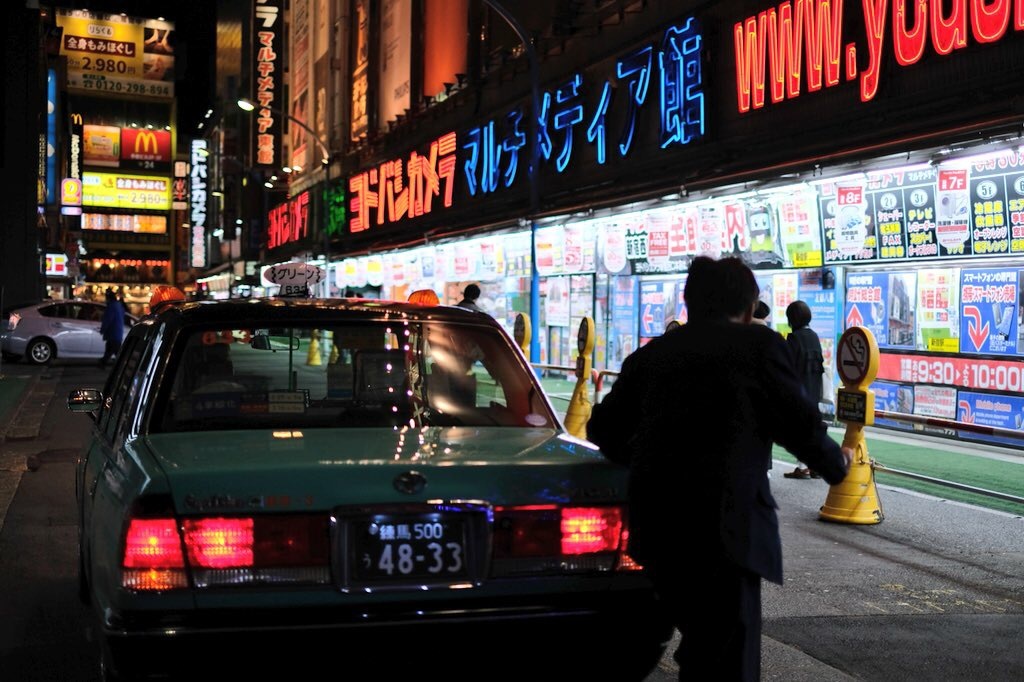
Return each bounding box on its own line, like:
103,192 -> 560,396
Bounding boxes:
352,513 -> 468,584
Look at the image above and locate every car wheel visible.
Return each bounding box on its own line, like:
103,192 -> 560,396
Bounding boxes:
26,338 -> 55,365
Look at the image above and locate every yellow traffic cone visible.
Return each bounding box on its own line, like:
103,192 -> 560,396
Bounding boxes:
306,330 -> 322,366
819,427 -> 883,524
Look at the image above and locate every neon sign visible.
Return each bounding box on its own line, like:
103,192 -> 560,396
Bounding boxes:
254,0 -> 282,166
463,18 -> 704,195
267,190 -> 311,249
348,132 -> 457,233
734,0 -> 1024,112
190,139 -> 208,268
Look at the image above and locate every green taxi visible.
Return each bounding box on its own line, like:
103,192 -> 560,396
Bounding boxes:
68,296 -> 671,680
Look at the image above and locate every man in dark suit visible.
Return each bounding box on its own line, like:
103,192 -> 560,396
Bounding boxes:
587,256 -> 851,681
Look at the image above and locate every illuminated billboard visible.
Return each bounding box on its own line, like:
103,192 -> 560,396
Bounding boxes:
83,125 -> 121,167
56,9 -> 175,99
82,171 -> 171,210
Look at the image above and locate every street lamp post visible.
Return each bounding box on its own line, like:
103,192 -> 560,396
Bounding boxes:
237,98 -> 332,169
482,1 -> 542,363
237,97 -> 336,296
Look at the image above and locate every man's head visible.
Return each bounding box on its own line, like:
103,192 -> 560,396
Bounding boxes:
753,300 -> 771,324
684,256 -> 759,323
464,283 -> 481,301
786,300 -> 812,329
105,288 -> 117,302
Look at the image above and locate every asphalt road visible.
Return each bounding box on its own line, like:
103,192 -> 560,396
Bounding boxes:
0,362 -> 1021,680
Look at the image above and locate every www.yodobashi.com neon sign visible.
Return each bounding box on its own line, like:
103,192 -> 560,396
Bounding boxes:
734,0 -> 1024,112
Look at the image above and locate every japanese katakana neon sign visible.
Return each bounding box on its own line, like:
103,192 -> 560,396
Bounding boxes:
348,132 -> 457,233
463,17 -> 704,196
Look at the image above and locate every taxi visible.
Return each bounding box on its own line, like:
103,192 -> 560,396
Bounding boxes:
67,288 -> 671,680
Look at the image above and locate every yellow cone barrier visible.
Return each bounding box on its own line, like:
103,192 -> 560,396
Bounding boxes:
819,426 -> 883,524
820,326 -> 883,524
306,330 -> 322,366
563,317 -> 595,439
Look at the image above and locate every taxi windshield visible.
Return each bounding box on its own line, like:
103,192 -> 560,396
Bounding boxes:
151,319 -> 555,432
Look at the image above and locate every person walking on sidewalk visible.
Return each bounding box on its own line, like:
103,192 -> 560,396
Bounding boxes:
99,289 -> 126,368
784,299 -> 826,479
455,283 -> 484,313
586,255 -> 851,682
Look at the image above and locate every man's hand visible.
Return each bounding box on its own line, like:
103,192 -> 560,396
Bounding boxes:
841,446 -> 855,471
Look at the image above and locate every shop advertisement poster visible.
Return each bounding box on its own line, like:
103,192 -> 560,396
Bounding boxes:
745,198 -> 785,267
916,268 -> 959,352
609,277 -> 638,370
821,182 -> 877,263
777,189 -> 823,267
935,169 -> 971,256
844,272 -> 888,344
365,254 -> 384,287
754,272 -> 775,326
697,205 -> 724,259
477,237 -> 501,280
598,221 -> 630,275
544,276 -> 570,327
957,390 -> 1024,446
914,384 -> 957,419
771,272 -> 799,333
870,380 -> 915,430
452,241 -> 473,279
885,272 -> 916,348
504,232 -> 532,278
645,212 -> 673,265
802,286 -> 837,376
904,179 -> 940,258
960,268 -> 1018,355
967,149 -> 1024,255
534,225 -> 563,276
639,281 -> 669,338
866,170 -> 910,260
674,275 -> 689,323
432,244 -> 450,283
562,224 -> 596,274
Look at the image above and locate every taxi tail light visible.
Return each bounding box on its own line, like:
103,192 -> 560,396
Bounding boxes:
121,518 -> 188,591
184,515 -> 331,588
491,505 -> 629,575
121,515 -> 331,591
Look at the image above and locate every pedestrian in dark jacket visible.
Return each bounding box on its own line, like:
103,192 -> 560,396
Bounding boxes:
99,289 -> 126,368
455,283 -> 484,313
784,300 -> 826,479
586,256 -> 850,681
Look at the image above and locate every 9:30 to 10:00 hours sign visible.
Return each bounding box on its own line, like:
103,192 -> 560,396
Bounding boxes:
882,354 -> 1024,393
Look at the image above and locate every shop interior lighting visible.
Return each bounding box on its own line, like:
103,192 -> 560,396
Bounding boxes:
211,190 -> 224,197
264,181 -> 274,189
282,167 -> 292,173
291,164 -> 303,172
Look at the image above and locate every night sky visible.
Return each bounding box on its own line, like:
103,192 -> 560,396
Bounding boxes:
55,1 -> 216,132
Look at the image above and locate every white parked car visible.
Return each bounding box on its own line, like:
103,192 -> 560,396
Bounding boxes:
1,300 -> 135,365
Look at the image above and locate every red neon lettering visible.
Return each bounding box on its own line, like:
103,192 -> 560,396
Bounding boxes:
893,0 -> 928,66
803,0 -> 843,91
861,0 -> 888,102
1018,0 -> 1024,30
932,0 -> 968,54
767,2 -> 806,101
971,0 -> 1011,42
734,14 -> 768,112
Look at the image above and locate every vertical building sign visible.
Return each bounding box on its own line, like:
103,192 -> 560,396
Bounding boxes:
254,0 -> 282,167
290,0 -> 311,170
379,0 -> 411,128
46,69 -> 58,204
351,0 -> 370,141
68,113 -> 83,180
190,139 -> 208,268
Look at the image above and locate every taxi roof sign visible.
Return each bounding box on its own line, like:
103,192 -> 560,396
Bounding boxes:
262,262 -> 325,297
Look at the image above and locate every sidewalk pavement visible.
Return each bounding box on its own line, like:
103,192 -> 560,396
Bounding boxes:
0,367 -> 58,533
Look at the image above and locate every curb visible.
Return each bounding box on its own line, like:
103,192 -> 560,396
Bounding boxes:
0,368 -> 60,443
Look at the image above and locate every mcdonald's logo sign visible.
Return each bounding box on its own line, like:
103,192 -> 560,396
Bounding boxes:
120,127 -> 171,166
70,113 -> 83,125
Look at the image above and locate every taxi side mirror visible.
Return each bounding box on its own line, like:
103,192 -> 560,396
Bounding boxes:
67,388 -> 103,413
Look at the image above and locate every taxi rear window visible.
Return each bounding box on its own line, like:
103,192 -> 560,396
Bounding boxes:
151,320 -> 555,432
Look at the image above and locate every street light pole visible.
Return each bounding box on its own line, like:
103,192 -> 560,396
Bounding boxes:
237,98 -> 332,169
481,1 -> 542,363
